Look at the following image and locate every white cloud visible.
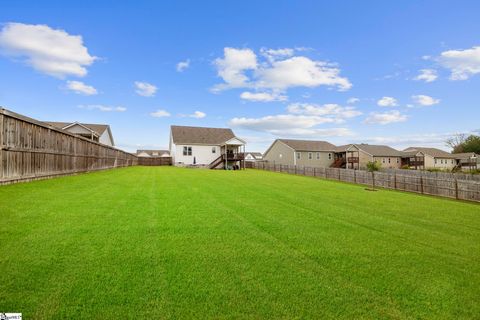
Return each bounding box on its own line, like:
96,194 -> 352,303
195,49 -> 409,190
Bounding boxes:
260,47 -> 294,62
0,23 -> 96,78
212,47 -> 351,96
256,56 -> 351,91
347,97 -> 359,104
176,59 -> 190,72
66,80 -> 97,95
411,94 -> 440,106
229,101 -> 360,137
377,96 -> 398,107
230,115 -> 352,137
364,110 -> 407,125
150,109 -> 170,117
212,47 -> 258,91
134,81 -> 157,97
414,69 -> 438,82
286,103 -> 362,122
78,105 -> 126,112
179,111 -> 206,118
438,46 -> 480,80
240,91 -> 287,102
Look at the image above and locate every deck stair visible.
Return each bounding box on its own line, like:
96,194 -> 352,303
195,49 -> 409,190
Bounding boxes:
330,158 -> 346,168
209,155 -> 224,169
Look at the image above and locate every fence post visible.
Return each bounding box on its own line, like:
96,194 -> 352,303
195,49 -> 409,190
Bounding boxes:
420,175 -> 424,194
295,165 -> 297,174
0,111 -> 3,181
338,168 -> 341,180
304,166 -> 306,176
394,172 -> 397,190
314,167 -> 316,177
455,177 -> 459,200
353,169 -> 356,184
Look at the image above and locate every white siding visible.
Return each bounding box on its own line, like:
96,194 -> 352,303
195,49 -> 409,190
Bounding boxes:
99,131 -> 113,146
173,144 -> 220,165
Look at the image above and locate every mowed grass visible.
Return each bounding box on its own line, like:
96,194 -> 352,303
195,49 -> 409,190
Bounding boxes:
0,167 -> 479,319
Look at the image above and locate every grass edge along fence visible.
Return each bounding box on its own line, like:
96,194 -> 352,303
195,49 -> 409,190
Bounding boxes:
250,162 -> 480,203
0,107 -> 138,185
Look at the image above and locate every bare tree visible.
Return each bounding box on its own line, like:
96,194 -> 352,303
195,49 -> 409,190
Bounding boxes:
445,133 -> 466,153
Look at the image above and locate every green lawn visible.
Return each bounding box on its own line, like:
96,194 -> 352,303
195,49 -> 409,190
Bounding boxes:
0,167 -> 479,319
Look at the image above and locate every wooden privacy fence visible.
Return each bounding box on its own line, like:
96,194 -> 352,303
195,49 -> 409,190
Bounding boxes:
0,108 -> 138,185
251,162 -> 480,203
138,157 -> 172,166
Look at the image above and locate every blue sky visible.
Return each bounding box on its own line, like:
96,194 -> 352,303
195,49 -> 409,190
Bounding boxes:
1,1 -> 479,152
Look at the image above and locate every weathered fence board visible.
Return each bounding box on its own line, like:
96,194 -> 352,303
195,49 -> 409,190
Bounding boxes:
0,108 -> 138,185
138,157 -> 172,166
250,162 -> 480,203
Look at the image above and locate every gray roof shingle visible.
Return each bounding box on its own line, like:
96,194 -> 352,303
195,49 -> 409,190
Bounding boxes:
404,147 -> 456,158
45,121 -> 110,136
171,125 -> 236,145
278,139 -> 337,152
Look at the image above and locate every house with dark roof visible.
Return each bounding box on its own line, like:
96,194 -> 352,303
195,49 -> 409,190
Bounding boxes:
453,152 -> 479,170
404,147 -> 457,170
136,150 -> 170,157
345,144 -> 404,169
45,121 -> 115,146
263,139 -> 338,167
244,152 -> 263,162
169,125 -> 246,169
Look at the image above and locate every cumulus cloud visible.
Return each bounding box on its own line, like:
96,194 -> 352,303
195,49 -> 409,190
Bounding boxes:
134,81 -> 157,97
179,111 -> 206,119
240,91 -> 287,102
438,46 -> 480,80
414,69 -> 438,82
377,96 -> 398,107
212,47 -> 351,100
229,102 -> 360,137
212,47 -> 258,91
411,94 -> 440,106
286,103 -> 362,123
150,109 -> 171,117
66,80 -> 97,95
176,59 -> 190,72
230,115 -> 352,137
364,110 -> 407,125
260,47 -> 294,62
0,23 -> 96,78
78,105 -> 126,112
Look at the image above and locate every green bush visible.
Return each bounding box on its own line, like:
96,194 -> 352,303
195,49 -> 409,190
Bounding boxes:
366,161 -> 381,172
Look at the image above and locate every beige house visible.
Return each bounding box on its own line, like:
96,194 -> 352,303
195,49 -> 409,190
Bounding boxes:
45,121 -> 115,146
344,144 -> 404,169
453,152 -> 479,170
404,147 -> 457,170
263,139 -> 337,167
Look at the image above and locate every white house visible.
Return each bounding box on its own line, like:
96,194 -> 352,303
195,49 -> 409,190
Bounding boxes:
136,150 -> 170,157
244,152 -> 263,162
169,125 -> 246,169
45,121 -> 115,146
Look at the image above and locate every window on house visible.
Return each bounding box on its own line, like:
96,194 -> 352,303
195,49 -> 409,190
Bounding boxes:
328,153 -> 332,160
382,158 -> 385,163
441,159 -> 444,164
451,160 -> 454,164
435,159 -> 437,164
388,158 -> 391,163
397,158 -> 399,163
212,147 -> 216,154
296,152 -> 301,160
308,152 -> 312,160
279,154 -> 283,158
316,152 -> 320,160
183,146 -> 192,156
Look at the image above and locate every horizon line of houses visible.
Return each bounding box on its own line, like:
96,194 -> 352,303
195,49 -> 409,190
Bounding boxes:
41,118 -> 478,171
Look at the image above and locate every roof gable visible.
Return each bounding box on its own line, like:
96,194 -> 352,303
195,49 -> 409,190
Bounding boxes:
350,144 -> 403,157
404,147 -> 456,158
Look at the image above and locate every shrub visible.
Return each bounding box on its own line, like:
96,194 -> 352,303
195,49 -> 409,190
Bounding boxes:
366,161 -> 381,172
